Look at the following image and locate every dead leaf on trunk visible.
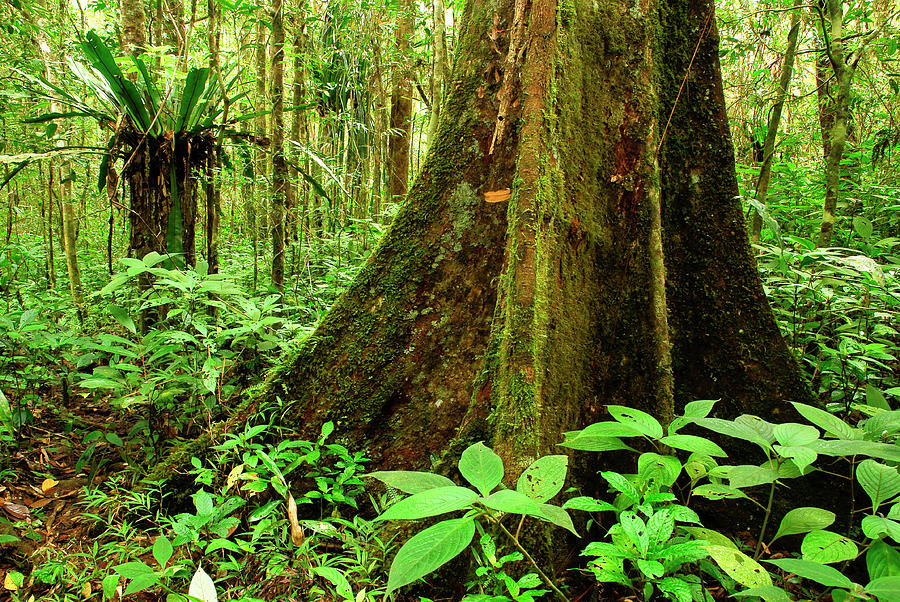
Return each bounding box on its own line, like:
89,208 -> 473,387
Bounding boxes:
484,189 -> 511,203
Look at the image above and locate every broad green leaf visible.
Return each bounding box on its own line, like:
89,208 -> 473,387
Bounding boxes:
638,453 -> 683,487
773,445 -> 817,473
516,455 -> 567,502
801,530 -> 858,564
114,562 -> 156,579
694,417 -> 772,452
366,471 -> 456,494
867,540 -> 900,579
773,423 -> 819,447
867,576 -> 900,600
690,484 -> 754,503
537,503 -> 577,535
619,511 -> 649,555
386,517 -> 476,594
562,496 -> 618,513
204,538 -> 241,554
731,586 -> 793,602
193,490 -> 214,517
862,515 -> 900,543
857,459 -> 900,512
176,68 -> 210,131
718,464 -> 780,489
607,406 -> 663,439
864,411 -> 900,438
636,558 -> 664,580
810,440 -> 900,462
558,433 -> 634,452
658,434 -> 726,457
790,402 -> 857,440
647,508 -> 676,549
656,540 -> 709,570
102,574 -> 119,600
853,216 -> 874,238
736,415 -> 777,443
867,385 -> 891,411
681,526 -> 737,549
152,536 -> 173,567
188,565 -> 218,602
705,545 -> 773,587
311,567 -> 353,601
657,577 -> 693,602
458,442 -> 504,497
481,489 -> 547,519
765,558 -> 853,589
575,421 -> 644,438
108,304 -> 136,334
683,400 -> 718,419
376,486 -> 478,521
601,471 -> 641,504
770,507 -> 835,545
125,573 -> 159,596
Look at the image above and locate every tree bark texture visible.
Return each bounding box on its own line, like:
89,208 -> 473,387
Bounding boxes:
387,0 -> 414,204
120,0 -> 147,56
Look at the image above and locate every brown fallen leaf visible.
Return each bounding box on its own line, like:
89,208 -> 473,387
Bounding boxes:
41,479 -> 59,494
287,494 -> 304,546
28,498 -> 51,510
81,580 -> 91,598
484,189 -> 511,203
2,503 -> 30,520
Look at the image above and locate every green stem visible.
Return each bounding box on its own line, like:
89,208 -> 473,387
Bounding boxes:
494,520 -> 570,602
754,480 -> 778,560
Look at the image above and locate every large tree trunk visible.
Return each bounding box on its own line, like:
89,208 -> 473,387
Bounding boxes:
242,0 -> 813,472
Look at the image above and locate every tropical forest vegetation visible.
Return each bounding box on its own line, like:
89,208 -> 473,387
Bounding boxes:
0,0 -> 899,600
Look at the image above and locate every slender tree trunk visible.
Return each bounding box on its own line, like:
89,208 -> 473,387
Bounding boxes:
255,18 -> 269,238
46,165 -> 56,287
205,0 -> 222,273
817,0 -> 876,247
120,0 -> 147,55
426,0 -> 449,148
35,6 -> 85,316
751,1 -> 802,243
270,0 -> 286,290
289,5 -> 307,248
387,0 -> 413,207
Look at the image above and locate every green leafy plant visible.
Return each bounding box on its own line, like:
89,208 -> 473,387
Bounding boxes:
463,531 -> 550,601
367,442 -> 575,598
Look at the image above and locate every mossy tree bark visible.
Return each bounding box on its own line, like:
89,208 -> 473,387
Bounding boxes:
237,0 -> 814,475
